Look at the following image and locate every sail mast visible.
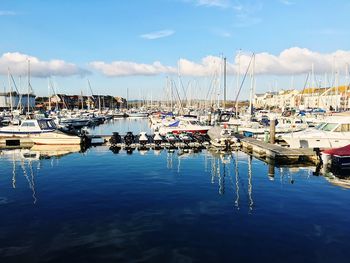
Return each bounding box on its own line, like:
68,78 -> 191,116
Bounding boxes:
223,56 -> 227,110
27,59 -> 31,114
7,68 -> 13,113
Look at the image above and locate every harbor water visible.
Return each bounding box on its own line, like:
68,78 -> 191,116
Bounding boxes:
0,119 -> 350,262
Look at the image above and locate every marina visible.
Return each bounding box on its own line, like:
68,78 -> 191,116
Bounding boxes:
1,1 -> 350,262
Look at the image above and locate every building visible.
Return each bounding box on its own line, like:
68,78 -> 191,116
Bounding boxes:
254,85 -> 350,110
0,92 -> 36,111
36,94 -> 127,110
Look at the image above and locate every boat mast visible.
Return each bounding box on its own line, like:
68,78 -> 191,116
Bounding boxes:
235,50 -> 241,117
223,56 -> 227,110
48,78 -> 51,111
27,59 -> 31,115
7,68 -> 13,114
249,54 -> 255,117
126,87 -> 129,110
18,76 -> 22,112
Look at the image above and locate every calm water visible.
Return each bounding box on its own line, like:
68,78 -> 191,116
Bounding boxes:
0,119 -> 350,263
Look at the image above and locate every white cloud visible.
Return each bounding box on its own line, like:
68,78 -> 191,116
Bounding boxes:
237,47 -> 350,75
178,56 -> 233,76
195,0 -> 230,8
90,47 -> 350,77
140,30 -> 175,40
90,61 -> 176,77
0,52 -> 89,77
0,10 -> 16,16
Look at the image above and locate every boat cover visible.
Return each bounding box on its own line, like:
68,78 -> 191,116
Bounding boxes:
322,144 -> 350,156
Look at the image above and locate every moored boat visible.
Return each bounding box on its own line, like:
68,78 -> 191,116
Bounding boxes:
0,118 -> 81,145
322,144 -> 350,174
158,119 -> 211,135
281,116 -> 350,149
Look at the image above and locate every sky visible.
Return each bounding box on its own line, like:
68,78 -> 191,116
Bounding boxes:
0,0 -> 350,100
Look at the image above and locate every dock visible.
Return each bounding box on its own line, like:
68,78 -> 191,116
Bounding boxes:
0,133 -> 321,166
0,137 -> 34,149
240,137 -> 319,165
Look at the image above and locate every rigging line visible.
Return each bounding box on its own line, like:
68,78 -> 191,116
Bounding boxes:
234,53 -> 255,110
171,79 -> 185,113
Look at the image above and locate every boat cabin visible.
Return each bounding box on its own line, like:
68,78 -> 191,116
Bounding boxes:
20,119 -> 57,131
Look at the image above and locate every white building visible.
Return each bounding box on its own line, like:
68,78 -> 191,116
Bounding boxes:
255,86 -> 350,110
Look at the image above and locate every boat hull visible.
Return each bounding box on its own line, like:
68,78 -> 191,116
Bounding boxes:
0,131 -> 81,145
159,127 -> 210,136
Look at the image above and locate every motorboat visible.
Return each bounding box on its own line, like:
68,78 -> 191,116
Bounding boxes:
114,112 -> 128,118
128,112 -> 149,118
59,117 -> 91,129
124,132 -> 135,146
321,144 -> 350,174
165,132 -> 177,144
208,126 -> 239,149
178,132 -> 192,144
153,132 -> 163,146
0,118 -> 81,145
109,132 -> 122,145
158,119 -> 211,135
192,132 -> 207,144
138,132 -> 149,145
281,116 -> 350,149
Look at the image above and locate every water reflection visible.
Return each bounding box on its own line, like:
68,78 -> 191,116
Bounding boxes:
0,145 -> 81,204
161,149 -> 256,212
2,144 -> 349,209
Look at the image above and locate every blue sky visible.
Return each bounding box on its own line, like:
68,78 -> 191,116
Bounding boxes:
0,0 -> 350,99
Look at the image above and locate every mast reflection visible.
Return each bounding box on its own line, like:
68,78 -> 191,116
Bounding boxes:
1,145 -> 81,204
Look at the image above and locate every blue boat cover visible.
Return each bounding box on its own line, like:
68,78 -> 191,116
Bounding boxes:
168,120 -> 180,127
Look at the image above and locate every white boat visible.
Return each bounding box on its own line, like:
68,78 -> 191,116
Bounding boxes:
281,116 -> 350,148
0,118 -> 81,145
158,119 -> 211,136
138,132 -> 149,145
128,112 -> 149,118
207,126 -> 240,148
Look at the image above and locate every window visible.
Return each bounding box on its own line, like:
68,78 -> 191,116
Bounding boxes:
340,124 -> 350,132
38,120 -> 49,130
22,122 -> 36,127
321,123 -> 338,132
315,122 -> 326,130
48,120 -> 57,129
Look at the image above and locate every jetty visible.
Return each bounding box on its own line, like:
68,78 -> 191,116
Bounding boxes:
240,136 -> 319,165
0,131 -> 321,166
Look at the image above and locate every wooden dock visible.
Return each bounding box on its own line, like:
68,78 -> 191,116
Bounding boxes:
0,137 -> 34,149
240,137 -> 319,165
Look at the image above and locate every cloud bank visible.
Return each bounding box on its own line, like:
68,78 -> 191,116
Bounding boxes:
238,47 -> 350,75
90,47 -> 350,77
0,52 -> 89,77
2,48 -> 349,79
89,61 -> 176,76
